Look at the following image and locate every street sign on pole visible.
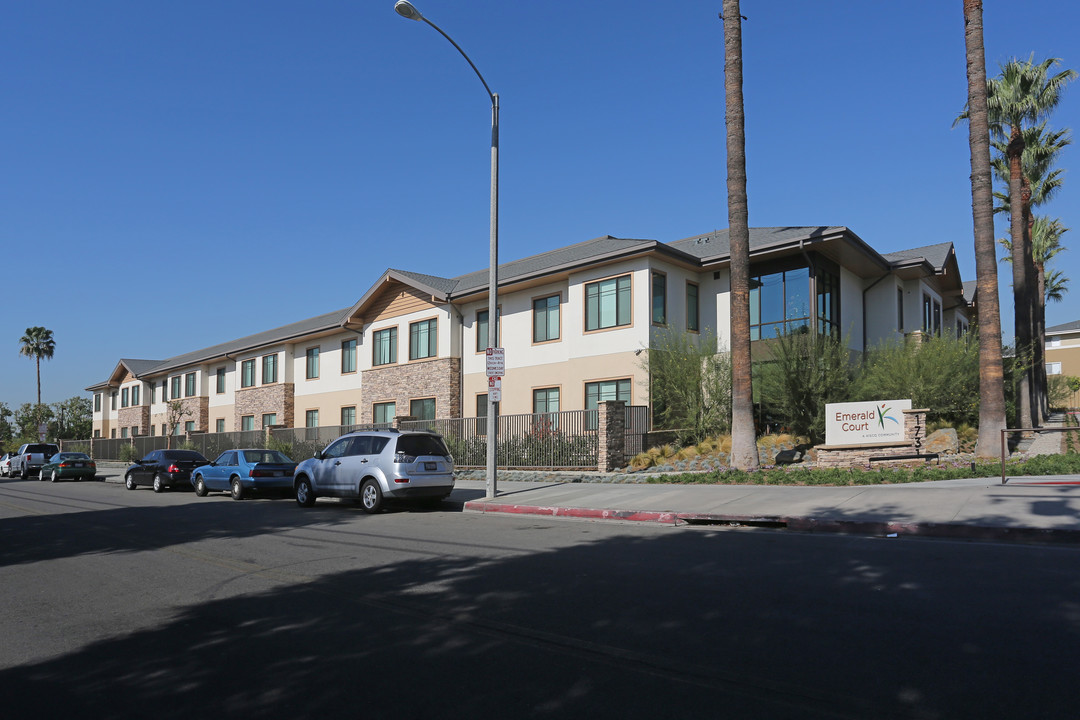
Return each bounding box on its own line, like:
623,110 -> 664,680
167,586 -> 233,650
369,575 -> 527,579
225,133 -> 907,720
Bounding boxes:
488,375 -> 502,403
485,347 -> 505,377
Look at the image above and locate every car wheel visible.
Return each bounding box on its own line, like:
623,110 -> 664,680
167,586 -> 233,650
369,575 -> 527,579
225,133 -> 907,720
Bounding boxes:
359,478 -> 383,514
21,468 -> 28,480
230,477 -> 244,501
295,477 -> 315,508
125,473 -> 137,490
153,473 -> 165,493
51,470 -> 59,483
39,470 -> 47,481
194,475 -> 208,497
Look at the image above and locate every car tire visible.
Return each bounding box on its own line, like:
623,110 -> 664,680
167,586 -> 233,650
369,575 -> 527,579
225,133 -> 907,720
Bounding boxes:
153,473 -> 165,493
51,470 -> 59,483
359,478 -> 383,514
125,473 -> 137,490
230,477 -> 244,501
194,476 -> 208,497
295,477 -> 315,508
21,468 -> 28,480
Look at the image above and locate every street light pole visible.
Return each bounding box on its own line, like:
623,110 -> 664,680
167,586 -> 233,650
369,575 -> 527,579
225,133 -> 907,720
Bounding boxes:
394,1 -> 499,499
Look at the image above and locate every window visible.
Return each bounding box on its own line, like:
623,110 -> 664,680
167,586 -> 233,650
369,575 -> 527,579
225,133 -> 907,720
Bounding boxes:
161,424 -> 167,435
342,339 -> 357,373
373,402 -> 396,424
897,287 -> 904,331
476,394 -> 488,417
111,393 -> 117,410
132,385 -> 140,406
686,282 -> 699,332
410,398 -> 436,420
1049,337 -> 1061,348
533,387 -> 560,414
215,418 -> 225,433
262,354 -> 277,384
748,262 -> 839,340
241,415 -> 255,432
262,413 -> 277,428
241,359 -> 255,388
148,425 -> 154,436
533,295 -> 560,343
652,271 -> 667,325
121,427 -> 128,439
585,379 -> 632,410
111,429 -> 116,439
121,388 -> 129,408
1047,362 -> 1062,375
922,294 -> 941,336
185,421 -> 195,433
306,347 -> 320,379
94,430 -> 100,438
216,367 -> 226,394
585,275 -> 632,331
476,309 -> 501,352
341,406 -> 356,427
957,320 -> 967,337
185,372 -> 196,397
159,381 -> 166,403
816,267 -> 840,337
373,328 -> 397,366
305,409 -> 319,428
94,394 -> 101,412
409,319 -> 438,360
171,376 -> 182,400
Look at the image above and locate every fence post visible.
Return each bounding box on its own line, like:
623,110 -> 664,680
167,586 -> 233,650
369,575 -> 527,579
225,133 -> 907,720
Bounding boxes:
393,415 -> 416,430
597,400 -> 626,472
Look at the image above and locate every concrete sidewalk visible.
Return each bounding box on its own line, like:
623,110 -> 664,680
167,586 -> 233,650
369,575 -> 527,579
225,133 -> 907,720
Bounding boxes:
459,475 -> 1080,544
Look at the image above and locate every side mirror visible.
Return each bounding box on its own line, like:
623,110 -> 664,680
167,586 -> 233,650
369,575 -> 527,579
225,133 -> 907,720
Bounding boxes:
313,450 -> 323,460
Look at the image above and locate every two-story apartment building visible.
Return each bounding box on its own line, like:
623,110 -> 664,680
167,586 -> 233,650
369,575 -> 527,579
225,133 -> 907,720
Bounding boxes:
88,226 -> 970,438
1046,319 -> 1080,379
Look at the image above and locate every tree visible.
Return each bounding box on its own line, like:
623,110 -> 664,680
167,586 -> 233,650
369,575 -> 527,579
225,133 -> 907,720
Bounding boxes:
642,329 -> 732,446
49,396 -> 92,440
984,55 -> 1074,427
1044,267 -> 1069,303
18,327 -> 56,415
0,402 -> 13,449
721,1 -> 758,470
960,0 -> 1006,458
165,400 -> 190,449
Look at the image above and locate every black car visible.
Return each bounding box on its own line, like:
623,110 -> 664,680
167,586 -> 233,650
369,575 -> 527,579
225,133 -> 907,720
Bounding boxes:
124,449 -> 210,493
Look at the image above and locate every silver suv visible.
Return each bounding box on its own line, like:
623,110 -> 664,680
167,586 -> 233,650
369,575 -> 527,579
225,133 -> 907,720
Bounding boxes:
293,429 -> 454,513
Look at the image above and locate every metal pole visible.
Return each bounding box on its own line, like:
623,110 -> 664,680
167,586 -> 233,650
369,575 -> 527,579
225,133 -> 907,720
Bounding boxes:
486,93 -> 499,499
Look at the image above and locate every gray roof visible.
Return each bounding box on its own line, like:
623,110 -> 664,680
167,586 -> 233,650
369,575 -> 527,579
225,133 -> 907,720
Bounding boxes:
1047,319 -> 1080,334
881,242 -> 954,270
669,226 -> 849,260
962,280 -> 977,305
120,359 -> 162,377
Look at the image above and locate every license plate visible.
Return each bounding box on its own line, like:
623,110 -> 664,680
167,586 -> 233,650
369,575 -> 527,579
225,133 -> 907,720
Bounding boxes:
74,463 -> 84,467
424,462 -> 437,471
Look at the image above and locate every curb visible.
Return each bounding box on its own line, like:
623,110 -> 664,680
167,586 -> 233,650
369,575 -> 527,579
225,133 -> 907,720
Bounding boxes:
462,500 -> 1080,545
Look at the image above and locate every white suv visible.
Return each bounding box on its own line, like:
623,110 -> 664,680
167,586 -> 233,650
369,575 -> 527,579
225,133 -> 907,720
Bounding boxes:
293,430 -> 454,513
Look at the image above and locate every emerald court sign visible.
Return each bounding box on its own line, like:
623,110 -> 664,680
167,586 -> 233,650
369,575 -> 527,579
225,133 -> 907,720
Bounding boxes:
825,399 -> 911,446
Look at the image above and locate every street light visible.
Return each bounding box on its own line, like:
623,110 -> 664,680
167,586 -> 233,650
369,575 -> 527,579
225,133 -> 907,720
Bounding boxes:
394,0 -> 500,499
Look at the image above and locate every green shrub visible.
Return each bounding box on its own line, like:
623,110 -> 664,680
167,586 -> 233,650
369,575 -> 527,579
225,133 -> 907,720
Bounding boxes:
117,443 -> 139,463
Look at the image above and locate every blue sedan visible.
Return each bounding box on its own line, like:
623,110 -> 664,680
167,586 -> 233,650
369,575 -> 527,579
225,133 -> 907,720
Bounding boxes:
191,449 -> 297,501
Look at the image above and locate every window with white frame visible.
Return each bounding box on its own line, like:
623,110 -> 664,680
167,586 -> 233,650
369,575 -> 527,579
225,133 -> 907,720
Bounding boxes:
1047,362 -> 1062,375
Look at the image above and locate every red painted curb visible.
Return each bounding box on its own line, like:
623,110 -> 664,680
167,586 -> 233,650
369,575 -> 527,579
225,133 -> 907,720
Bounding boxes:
463,501 -> 1080,544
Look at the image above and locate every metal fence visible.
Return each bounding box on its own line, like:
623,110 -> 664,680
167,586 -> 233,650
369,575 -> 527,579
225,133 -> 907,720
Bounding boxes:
64,408 -> 650,470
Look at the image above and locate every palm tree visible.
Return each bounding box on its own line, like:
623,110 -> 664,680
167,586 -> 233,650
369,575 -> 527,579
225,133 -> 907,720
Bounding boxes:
1044,267 -> 1069,304
18,327 -> 56,419
984,55 -> 1075,427
993,122 -> 1071,420
721,1 -> 757,470
961,0 -> 1006,458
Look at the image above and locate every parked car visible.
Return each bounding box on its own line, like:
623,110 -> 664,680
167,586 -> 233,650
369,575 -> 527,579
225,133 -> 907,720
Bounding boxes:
124,449 -> 209,492
192,449 -> 298,500
39,452 -> 97,482
0,453 -> 13,477
10,443 -> 61,479
293,429 -> 454,513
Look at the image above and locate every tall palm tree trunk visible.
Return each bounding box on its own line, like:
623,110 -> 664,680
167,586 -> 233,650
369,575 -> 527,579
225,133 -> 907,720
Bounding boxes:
1007,130 -> 1034,429
722,0 -> 758,470
963,0 -> 1007,457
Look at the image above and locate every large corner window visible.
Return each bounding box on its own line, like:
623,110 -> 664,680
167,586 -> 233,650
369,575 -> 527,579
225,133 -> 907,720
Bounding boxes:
749,259 -> 839,340
585,275 -> 631,331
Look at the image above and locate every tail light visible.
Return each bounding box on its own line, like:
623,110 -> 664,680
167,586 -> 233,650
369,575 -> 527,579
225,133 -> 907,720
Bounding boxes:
394,452 -> 415,464
394,477 -> 410,484
167,464 -> 179,473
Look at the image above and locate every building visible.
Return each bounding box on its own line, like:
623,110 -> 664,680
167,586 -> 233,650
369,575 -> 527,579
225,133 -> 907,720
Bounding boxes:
87,226 -> 970,439
1046,319 -> 1080,379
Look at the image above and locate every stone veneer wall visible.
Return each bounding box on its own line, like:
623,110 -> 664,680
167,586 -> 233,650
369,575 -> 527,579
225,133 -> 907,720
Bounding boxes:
814,409 -> 929,468
361,358 -> 461,423
233,384 -> 294,430
597,400 -> 626,472
117,406 -> 150,435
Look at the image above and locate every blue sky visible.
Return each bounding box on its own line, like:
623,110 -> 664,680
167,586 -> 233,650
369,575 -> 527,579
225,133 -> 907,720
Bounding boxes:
3,0 -> 1079,408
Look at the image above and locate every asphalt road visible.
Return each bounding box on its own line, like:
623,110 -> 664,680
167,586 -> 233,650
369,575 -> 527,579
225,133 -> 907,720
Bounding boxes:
2,475 -> 1079,719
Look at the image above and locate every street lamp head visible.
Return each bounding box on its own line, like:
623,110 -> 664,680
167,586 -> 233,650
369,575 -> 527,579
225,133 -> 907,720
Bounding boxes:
394,1 -> 424,21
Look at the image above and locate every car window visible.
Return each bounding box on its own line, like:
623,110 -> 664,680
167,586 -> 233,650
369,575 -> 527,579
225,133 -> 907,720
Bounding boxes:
371,437 -> 390,454
323,437 -> 353,459
351,436 -> 373,455
216,452 -> 236,466
142,451 -> 158,463
245,450 -> 292,464
396,435 -> 450,458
